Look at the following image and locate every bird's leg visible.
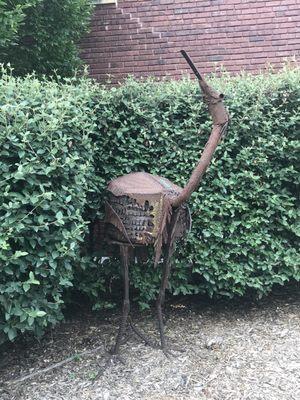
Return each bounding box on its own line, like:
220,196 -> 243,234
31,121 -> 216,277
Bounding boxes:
110,245 -> 130,356
156,209 -> 180,355
127,246 -> 158,348
156,242 -> 174,353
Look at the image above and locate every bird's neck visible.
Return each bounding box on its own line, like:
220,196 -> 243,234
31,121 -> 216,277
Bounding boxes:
171,79 -> 229,209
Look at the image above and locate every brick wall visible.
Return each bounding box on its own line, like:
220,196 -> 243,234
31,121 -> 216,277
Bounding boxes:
80,0 -> 300,83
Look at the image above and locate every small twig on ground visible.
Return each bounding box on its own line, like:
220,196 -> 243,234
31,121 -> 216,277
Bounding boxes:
6,344 -> 103,385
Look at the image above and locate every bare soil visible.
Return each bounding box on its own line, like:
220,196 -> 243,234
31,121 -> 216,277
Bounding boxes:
0,284 -> 299,400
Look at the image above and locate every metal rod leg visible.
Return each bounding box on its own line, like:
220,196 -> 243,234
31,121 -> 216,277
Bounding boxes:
111,245 -> 130,355
156,245 -> 173,350
156,210 -> 179,351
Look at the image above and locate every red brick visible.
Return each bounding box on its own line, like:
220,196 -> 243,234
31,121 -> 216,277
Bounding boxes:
81,1 -> 300,83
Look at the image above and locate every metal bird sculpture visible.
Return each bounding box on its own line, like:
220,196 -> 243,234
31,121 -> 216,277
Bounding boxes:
102,50 -> 229,356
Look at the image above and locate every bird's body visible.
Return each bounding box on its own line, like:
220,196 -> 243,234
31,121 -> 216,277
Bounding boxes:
105,172 -> 191,247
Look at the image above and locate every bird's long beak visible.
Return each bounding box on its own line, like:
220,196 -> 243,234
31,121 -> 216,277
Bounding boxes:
180,50 -> 203,81
180,50 -> 229,126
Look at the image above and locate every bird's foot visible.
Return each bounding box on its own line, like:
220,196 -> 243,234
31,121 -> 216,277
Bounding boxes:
160,343 -> 185,358
93,351 -> 126,379
106,349 -> 126,365
119,328 -> 131,346
129,319 -> 159,349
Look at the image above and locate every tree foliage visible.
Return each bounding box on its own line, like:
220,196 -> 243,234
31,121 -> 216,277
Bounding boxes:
0,0 -> 39,48
0,0 -> 92,76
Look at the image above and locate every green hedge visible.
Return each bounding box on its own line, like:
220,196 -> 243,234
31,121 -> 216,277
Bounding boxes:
0,69 -> 96,343
79,66 -> 300,309
1,66 -> 299,342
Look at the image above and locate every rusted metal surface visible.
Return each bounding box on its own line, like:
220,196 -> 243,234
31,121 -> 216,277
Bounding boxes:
105,172 -> 191,265
107,172 -> 181,199
100,50 -> 230,356
105,173 -> 190,244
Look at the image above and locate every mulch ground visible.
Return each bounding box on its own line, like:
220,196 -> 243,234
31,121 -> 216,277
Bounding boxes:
0,283 -> 299,400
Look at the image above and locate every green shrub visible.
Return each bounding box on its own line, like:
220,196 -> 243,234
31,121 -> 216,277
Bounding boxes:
78,65 -> 299,309
1,65 -> 299,343
0,0 -> 92,76
0,69 -> 96,343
